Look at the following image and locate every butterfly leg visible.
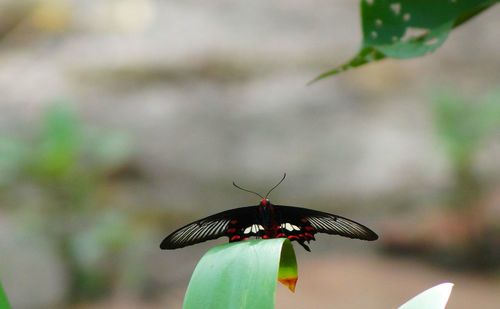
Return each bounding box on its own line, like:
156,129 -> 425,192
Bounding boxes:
297,239 -> 311,252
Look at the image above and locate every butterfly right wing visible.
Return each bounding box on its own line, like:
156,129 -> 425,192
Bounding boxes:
160,206 -> 259,249
275,205 -> 378,241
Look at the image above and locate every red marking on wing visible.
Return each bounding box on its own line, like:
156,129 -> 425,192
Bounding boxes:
304,232 -> 315,240
230,235 -> 241,242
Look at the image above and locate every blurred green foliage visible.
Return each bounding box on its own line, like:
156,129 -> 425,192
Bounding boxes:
0,280 -> 10,309
433,90 -> 500,172
383,90 -> 500,270
0,103 -> 130,185
430,90 -> 500,270
433,90 -> 500,209
0,103 -> 136,303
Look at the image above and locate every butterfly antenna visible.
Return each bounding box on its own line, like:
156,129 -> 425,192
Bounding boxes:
265,173 -> 286,199
232,181 -> 264,199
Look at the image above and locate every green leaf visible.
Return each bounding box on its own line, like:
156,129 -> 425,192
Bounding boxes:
0,281 -> 11,309
312,0 -> 497,81
398,283 -> 454,309
183,239 -> 298,309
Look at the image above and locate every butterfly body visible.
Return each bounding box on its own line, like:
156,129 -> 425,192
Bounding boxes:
160,198 -> 378,252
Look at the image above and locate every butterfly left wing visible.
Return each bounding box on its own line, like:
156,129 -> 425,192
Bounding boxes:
160,206 -> 259,249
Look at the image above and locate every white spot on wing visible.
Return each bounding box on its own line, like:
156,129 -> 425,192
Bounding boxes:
281,223 -> 301,231
243,224 -> 265,234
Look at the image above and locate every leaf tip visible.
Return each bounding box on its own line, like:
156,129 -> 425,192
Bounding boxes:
278,277 -> 297,293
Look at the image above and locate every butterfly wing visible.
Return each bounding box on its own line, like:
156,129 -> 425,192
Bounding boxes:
275,205 -> 378,241
160,204 -> 378,250
160,206 -> 259,249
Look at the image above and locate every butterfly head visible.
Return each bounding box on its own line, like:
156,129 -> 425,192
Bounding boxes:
233,173 -> 286,208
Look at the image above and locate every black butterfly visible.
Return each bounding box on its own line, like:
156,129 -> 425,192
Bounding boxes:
160,174 -> 378,252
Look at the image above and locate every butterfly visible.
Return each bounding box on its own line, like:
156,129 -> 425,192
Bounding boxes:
160,174 -> 378,252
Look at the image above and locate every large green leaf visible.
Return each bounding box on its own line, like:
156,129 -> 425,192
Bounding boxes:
183,239 -> 297,309
398,283 -> 454,309
0,281 -> 11,309
312,0 -> 497,81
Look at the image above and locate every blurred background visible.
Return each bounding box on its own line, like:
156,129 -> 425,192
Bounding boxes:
0,1 -> 499,308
